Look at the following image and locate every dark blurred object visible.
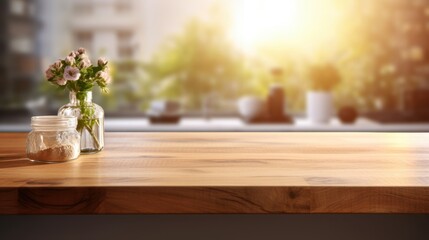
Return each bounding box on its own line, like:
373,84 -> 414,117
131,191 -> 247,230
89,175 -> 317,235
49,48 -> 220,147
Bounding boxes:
0,0 -> 41,107
338,106 -> 358,124
148,115 -> 181,124
266,85 -> 293,124
267,85 -> 284,120
404,89 -> 429,116
245,115 -> 293,124
0,108 -> 31,123
367,89 -> 429,123
365,111 -> 429,123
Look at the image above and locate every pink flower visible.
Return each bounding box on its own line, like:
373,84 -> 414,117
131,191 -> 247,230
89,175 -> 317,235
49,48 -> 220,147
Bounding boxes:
68,51 -> 77,58
53,60 -> 62,69
77,47 -> 86,55
78,53 -> 90,61
63,66 -> 81,81
105,75 -> 112,84
79,57 -> 91,69
96,71 -> 112,84
56,77 -> 67,86
65,56 -> 75,65
45,67 -> 54,79
98,57 -> 108,67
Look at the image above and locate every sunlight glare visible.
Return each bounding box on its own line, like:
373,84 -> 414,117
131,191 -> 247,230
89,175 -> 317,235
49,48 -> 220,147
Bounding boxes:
230,0 -> 343,54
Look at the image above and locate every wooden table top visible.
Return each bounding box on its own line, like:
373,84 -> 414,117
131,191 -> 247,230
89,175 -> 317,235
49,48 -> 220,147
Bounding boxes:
1,132 -> 429,214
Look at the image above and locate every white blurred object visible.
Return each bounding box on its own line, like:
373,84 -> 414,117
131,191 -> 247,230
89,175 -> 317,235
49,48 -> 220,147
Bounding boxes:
237,96 -> 265,120
10,37 -> 33,54
25,97 -> 48,115
10,0 -> 25,15
307,91 -> 333,124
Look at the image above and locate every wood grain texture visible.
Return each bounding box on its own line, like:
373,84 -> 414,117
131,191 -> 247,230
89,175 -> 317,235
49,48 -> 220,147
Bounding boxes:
0,132 -> 429,214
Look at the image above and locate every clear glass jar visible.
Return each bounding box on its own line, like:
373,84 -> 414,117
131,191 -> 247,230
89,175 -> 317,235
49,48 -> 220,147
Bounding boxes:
58,91 -> 104,154
27,116 -> 80,163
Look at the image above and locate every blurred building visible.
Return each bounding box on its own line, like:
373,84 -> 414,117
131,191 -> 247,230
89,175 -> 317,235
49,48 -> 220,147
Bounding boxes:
39,0 -> 145,62
0,0 -> 42,107
38,0 -> 220,63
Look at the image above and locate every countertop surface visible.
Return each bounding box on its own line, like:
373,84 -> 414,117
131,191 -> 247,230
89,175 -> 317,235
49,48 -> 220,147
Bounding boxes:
1,132 -> 429,214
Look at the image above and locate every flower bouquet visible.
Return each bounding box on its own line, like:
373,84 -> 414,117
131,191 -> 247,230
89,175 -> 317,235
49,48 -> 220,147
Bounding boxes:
45,48 -> 111,153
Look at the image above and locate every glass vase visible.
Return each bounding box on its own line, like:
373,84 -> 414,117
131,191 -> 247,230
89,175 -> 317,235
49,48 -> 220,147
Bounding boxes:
58,91 -> 104,154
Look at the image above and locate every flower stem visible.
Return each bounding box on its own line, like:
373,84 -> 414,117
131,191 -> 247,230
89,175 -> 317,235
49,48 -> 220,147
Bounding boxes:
84,123 -> 101,150
75,91 -> 101,151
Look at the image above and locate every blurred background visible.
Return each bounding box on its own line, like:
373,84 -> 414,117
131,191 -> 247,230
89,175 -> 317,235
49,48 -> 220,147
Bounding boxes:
1,0 -> 429,131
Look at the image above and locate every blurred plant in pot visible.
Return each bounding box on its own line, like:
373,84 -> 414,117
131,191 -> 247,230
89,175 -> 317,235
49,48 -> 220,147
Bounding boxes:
306,63 -> 341,123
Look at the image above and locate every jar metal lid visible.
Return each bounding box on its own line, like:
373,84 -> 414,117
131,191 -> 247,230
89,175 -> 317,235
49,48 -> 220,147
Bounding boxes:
31,116 -> 77,129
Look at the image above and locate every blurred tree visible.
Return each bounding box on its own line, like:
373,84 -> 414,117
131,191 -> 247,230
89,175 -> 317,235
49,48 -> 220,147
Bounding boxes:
350,0 -> 429,112
144,18 -> 250,111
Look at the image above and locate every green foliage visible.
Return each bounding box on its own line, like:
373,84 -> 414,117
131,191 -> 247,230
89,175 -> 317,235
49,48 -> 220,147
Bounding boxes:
144,18 -> 250,110
97,60 -> 148,112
